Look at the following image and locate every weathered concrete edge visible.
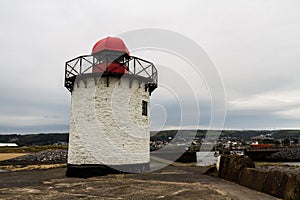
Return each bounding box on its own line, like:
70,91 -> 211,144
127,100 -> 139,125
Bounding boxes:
217,155 -> 300,199
239,167 -> 300,199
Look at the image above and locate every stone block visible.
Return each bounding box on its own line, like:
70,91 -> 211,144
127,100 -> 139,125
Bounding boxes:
218,155 -> 255,182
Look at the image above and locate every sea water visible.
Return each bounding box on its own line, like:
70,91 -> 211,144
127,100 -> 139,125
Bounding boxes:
196,151 -> 218,166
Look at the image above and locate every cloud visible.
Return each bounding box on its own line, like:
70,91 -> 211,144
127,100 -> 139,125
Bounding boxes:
229,88 -> 300,111
226,88 -> 300,129
0,0 -> 299,133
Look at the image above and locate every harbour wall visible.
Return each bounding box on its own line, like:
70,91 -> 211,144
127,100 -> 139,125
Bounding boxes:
218,155 -> 300,199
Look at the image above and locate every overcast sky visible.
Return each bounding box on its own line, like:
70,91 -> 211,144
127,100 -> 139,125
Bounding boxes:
0,0 -> 299,133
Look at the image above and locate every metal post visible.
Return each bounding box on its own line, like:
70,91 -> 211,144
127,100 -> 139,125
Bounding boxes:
79,57 -> 82,74
134,58 -> 136,75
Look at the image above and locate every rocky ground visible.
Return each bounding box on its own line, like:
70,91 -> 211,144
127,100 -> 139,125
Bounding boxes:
267,148 -> 300,161
256,162 -> 300,175
0,165 -> 279,200
0,150 -> 67,165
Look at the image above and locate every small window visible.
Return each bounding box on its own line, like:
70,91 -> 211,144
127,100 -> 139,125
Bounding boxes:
142,100 -> 148,116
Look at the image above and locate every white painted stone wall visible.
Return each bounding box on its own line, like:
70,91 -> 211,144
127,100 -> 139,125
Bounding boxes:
68,76 -> 150,165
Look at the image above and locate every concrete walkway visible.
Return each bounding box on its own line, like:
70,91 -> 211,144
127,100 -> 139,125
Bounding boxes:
0,165 -> 280,200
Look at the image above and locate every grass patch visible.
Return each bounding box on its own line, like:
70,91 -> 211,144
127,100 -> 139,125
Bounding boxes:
0,153 -> 27,161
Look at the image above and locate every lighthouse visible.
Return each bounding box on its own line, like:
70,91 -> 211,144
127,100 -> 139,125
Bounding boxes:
64,37 -> 158,177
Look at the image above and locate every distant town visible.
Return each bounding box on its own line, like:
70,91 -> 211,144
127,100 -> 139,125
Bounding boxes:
1,130 -> 299,156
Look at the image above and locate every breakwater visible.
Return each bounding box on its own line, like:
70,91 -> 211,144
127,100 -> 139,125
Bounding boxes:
245,148 -> 300,162
217,154 -> 300,199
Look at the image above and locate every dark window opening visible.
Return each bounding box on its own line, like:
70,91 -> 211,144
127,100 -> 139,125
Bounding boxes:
142,100 -> 148,116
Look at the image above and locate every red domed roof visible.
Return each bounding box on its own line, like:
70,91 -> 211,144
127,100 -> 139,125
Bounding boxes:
91,36 -> 130,55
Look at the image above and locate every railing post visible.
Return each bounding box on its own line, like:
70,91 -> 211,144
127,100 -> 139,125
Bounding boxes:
80,57 -> 82,74
152,64 -> 154,78
134,58 -> 136,75
65,63 -> 68,80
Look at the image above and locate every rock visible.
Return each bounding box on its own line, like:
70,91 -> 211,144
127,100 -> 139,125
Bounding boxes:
217,154 -> 300,199
257,164 -> 300,176
239,168 -> 257,189
250,169 -> 269,192
263,170 -> 300,199
218,155 -> 255,182
0,150 -> 67,165
236,167 -> 300,199
267,148 -> 300,161
239,168 -> 274,194
283,174 -> 300,200
263,170 -> 287,197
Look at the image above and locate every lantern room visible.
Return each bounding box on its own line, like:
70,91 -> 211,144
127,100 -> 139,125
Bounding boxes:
92,37 -> 129,74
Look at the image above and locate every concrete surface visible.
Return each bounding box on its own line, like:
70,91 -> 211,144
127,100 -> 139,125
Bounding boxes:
0,165 -> 280,200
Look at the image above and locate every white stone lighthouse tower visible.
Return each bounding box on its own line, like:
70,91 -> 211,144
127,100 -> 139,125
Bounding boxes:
64,37 -> 157,177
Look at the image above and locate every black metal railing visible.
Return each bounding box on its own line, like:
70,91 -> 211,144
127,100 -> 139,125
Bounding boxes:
64,53 -> 158,93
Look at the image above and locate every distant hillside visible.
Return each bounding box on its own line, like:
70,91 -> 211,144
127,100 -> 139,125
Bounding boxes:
0,129 -> 299,146
272,130 -> 300,139
220,130 -> 274,140
0,133 -> 68,146
151,129 -> 300,140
